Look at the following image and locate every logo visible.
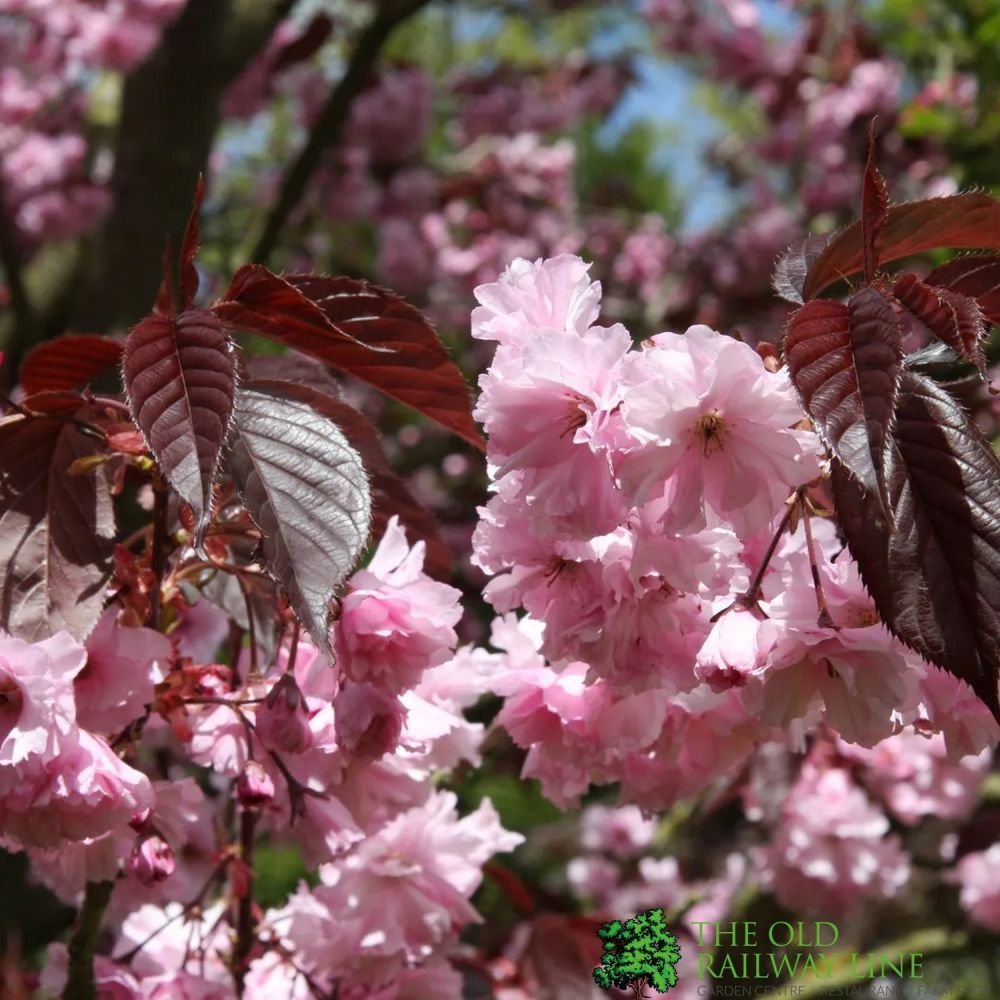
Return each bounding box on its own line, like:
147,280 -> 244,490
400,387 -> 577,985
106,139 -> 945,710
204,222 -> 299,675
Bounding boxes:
592,907 -> 682,997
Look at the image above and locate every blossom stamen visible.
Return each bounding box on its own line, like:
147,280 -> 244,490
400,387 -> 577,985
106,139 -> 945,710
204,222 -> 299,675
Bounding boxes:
694,409 -> 728,457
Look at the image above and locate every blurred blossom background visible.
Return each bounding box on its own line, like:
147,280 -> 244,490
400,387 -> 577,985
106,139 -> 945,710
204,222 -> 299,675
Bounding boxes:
3,1 -> 1000,997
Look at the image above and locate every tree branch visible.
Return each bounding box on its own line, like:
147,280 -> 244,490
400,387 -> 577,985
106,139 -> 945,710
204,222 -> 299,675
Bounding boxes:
249,0 -> 433,265
232,810 -> 258,996
63,879 -> 115,1000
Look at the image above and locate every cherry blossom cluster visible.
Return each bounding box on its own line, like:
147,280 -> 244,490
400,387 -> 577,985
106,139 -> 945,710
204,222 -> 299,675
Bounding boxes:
471,254 -> 1000,918
544,726 -> 992,996
3,517 -> 520,997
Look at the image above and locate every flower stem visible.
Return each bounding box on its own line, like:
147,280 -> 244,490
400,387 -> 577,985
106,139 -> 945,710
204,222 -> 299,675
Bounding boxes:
147,477 -> 170,628
800,497 -> 834,628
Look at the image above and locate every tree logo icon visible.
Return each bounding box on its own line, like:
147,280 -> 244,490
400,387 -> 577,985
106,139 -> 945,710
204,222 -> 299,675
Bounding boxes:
592,907 -> 682,997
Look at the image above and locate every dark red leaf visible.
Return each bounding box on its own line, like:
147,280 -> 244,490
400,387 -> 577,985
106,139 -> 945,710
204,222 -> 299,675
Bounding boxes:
179,175 -> 205,310
249,377 -> 452,578
831,370 -> 1000,722
17,391 -> 88,415
284,274 -> 484,450
0,408 -> 115,640
926,253 -> 1000,325
243,351 -> 346,395
122,310 -> 235,538
892,271 -> 987,373
20,335 -> 123,395
804,193 -> 1000,301
861,122 -> 889,283
773,234 -> 832,305
783,287 -> 902,510
225,385 -> 371,655
213,264 -> 379,352
522,915 -> 611,1000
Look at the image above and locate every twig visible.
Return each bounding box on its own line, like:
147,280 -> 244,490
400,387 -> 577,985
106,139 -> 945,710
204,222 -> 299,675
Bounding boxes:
241,579 -> 259,680
63,880 -> 115,1000
232,810 -> 258,996
147,477 -> 171,628
226,703 -> 325,821
710,493 -> 797,622
249,0 -> 432,264
117,862 -> 229,964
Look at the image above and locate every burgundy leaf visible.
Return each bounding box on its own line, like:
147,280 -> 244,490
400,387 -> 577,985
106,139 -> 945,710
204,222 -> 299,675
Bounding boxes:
122,310 -> 235,538
285,274 -> 484,451
16,390 -> 89,415
249,377 -> 452,578
926,253 -> 1000,325
522,915 -> 610,1000
804,193 -> 1000,301
20,335 -> 123,395
213,264 -> 377,352
243,351 -> 346,395
892,271 -> 987,373
225,385 -> 371,655
831,370 -> 1000,722
783,287 -> 902,509
772,233 -> 832,305
179,175 -> 204,310
861,122 -> 889,283
0,407 -> 115,640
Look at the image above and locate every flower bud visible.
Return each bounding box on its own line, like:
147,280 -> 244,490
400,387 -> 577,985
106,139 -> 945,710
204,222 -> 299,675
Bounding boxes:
129,834 -> 175,886
235,760 -> 275,808
256,673 -> 312,754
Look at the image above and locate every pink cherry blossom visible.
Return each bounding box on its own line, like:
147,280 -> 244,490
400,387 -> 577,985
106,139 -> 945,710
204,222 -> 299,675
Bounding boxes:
579,803 -> 656,857
2,730 -> 153,848
282,793 -> 521,986
953,845 -> 1000,932
838,732 -> 990,826
746,623 -> 917,748
75,607 -> 172,734
0,631 -> 84,783
472,254 -> 601,348
761,755 -> 910,916
694,606 -> 769,692
335,517 -> 462,694
618,325 -> 820,536
334,681 -> 405,761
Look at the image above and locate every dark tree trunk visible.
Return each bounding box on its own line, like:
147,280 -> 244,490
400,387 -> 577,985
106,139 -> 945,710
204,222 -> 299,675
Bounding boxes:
70,0 -> 232,333
67,0 -> 292,335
